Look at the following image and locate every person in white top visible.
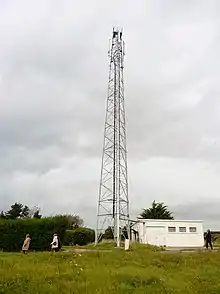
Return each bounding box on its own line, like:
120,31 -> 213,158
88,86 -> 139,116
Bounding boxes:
51,233 -> 59,252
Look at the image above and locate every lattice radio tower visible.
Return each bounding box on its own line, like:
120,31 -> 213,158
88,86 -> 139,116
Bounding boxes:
95,28 -> 130,247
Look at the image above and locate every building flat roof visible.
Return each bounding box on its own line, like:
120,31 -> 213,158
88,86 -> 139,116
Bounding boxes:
136,218 -> 203,223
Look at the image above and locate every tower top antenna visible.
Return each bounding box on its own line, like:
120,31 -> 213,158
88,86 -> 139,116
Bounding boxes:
112,27 -> 123,40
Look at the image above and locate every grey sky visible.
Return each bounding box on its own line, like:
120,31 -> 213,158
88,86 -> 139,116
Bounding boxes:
0,0 -> 220,229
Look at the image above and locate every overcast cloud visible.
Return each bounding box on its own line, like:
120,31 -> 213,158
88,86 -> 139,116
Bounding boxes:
0,0 -> 220,229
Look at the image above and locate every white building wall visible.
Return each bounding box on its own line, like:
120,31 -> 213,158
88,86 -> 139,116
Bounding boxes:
133,219 -> 204,248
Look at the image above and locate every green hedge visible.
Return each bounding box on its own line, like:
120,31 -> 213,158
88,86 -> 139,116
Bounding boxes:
0,216 -> 69,252
64,228 -> 95,246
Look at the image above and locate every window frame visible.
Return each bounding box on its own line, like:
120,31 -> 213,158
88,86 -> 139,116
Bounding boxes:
168,226 -> 176,233
189,227 -> 197,233
179,227 -> 186,233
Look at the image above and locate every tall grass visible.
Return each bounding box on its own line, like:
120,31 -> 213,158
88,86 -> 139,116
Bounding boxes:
0,245 -> 220,293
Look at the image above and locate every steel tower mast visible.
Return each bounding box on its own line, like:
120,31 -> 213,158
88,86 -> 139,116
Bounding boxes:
95,28 -> 130,247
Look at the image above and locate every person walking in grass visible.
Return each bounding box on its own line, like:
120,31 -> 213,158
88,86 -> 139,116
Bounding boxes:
51,233 -> 60,252
22,234 -> 31,254
205,229 -> 213,250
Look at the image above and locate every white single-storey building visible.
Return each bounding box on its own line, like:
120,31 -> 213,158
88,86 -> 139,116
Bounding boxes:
131,219 -> 204,248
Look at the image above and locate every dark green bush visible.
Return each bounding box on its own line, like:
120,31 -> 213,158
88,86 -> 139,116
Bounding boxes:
0,215 -> 69,252
64,228 -> 95,246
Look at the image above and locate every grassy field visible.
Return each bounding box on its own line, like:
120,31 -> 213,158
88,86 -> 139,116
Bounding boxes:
0,244 -> 220,293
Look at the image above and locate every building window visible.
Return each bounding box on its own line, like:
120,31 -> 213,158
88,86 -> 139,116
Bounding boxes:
189,227 -> 197,233
168,227 -> 176,232
179,227 -> 186,232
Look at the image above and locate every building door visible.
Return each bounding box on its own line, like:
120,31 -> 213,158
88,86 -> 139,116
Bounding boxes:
146,226 -> 166,246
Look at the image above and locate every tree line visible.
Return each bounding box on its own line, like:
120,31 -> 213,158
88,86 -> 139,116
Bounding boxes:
0,202 -> 84,229
0,203 -> 42,220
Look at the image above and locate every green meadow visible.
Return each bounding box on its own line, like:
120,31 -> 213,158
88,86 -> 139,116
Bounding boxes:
0,244 -> 219,293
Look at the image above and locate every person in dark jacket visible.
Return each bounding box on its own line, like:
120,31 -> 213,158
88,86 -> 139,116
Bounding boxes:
205,229 -> 213,249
